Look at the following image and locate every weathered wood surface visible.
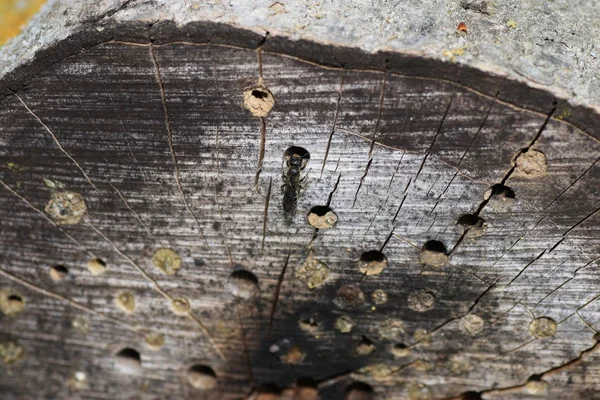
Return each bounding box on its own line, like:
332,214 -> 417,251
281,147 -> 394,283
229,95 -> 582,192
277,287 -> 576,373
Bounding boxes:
1,21 -> 600,400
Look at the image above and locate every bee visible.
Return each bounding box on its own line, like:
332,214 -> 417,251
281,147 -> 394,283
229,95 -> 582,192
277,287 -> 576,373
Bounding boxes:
282,146 -> 310,222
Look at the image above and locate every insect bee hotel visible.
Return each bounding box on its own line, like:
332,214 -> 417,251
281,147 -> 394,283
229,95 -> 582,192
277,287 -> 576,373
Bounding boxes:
1,1 -> 599,400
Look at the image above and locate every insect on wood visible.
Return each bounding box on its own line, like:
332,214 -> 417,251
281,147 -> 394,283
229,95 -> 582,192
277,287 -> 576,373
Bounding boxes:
282,146 -> 310,222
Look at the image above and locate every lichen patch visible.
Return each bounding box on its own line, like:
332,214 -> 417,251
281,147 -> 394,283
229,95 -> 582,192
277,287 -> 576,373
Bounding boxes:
280,345 -> 306,364
334,285 -> 365,308
295,258 -> 329,289
115,291 -> 135,314
335,315 -> 354,333
68,371 -> 88,390
171,296 -> 191,316
371,289 -> 388,305
144,332 -> 165,351
72,317 -> 90,335
459,314 -> 485,336
528,317 -> 557,339
375,319 -> 405,340
0,341 -> 24,364
45,191 -> 87,225
407,382 -> 433,400
152,248 -> 181,275
407,289 -> 435,312
513,149 -> 547,178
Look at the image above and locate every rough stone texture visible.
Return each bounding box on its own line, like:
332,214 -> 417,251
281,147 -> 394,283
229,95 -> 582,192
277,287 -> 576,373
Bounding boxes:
2,0 -> 600,113
0,2 -> 599,400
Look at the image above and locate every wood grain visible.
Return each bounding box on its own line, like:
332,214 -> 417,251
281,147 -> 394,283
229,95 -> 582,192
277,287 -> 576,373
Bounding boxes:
1,24 -> 599,400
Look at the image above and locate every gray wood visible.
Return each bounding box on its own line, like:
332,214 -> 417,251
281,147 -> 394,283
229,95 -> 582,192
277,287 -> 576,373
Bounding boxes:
1,5 -> 599,400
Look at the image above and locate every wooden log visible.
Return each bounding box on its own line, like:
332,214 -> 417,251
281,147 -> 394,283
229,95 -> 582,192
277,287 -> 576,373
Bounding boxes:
1,2 -> 599,400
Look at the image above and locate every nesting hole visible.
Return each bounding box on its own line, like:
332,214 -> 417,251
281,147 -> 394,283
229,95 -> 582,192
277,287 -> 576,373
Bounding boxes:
0,291 -> 25,316
456,214 -> 487,238
87,258 -> 106,276
391,343 -> 410,358
358,250 -> 388,276
485,184 -> 516,211
284,146 -> 310,168
49,265 -> 68,282
255,383 -> 282,395
356,336 -> 376,356
419,240 -> 448,268
307,205 -> 338,229
345,382 -> 374,400
243,86 -> 275,117
187,365 -> 217,390
296,377 -> 318,388
114,348 -> 142,374
461,392 -> 482,400
252,89 -> 267,99
491,183 -> 515,197
227,269 -> 259,299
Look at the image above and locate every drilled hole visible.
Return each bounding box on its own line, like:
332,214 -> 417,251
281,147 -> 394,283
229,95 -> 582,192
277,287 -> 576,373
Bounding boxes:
227,269 -> 259,299
297,377 -> 317,388
251,89 -> 265,98
114,348 -> 142,374
358,250 -> 387,276
256,383 -> 281,395
87,258 -> 106,276
49,265 -> 68,282
485,184 -> 516,211
356,336 -> 376,356
419,240 -> 448,268
391,343 -> 410,358
456,214 -> 487,238
243,86 -> 274,117
283,146 -> 310,168
461,392 -> 482,400
491,183 -> 515,198
345,382 -> 374,400
187,365 -> 217,390
307,205 -> 338,229
0,290 -> 25,316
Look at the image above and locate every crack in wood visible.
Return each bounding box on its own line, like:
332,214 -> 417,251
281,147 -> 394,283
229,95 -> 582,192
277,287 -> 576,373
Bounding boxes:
236,305 -> 255,387
149,43 -> 209,248
14,93 -> 99,192
352,158 -> 373,208
93,70 -> 152,191
268,250 -> 291,334
430,94 -> 497,215
254,118 -> 267,189
261,177 -> 272,251
413,90 -> 456,184
410,279 -> 498,348
0,267 -> 139,333
0,179 -> 93,257
109,182 -> 160,245
321,70 -> 344,177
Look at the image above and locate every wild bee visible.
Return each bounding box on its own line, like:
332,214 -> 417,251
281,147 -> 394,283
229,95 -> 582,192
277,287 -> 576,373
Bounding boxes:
282,146 -> 310,222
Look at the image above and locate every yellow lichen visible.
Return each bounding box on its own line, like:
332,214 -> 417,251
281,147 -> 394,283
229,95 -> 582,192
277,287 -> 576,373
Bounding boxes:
0,0 -> 46,47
